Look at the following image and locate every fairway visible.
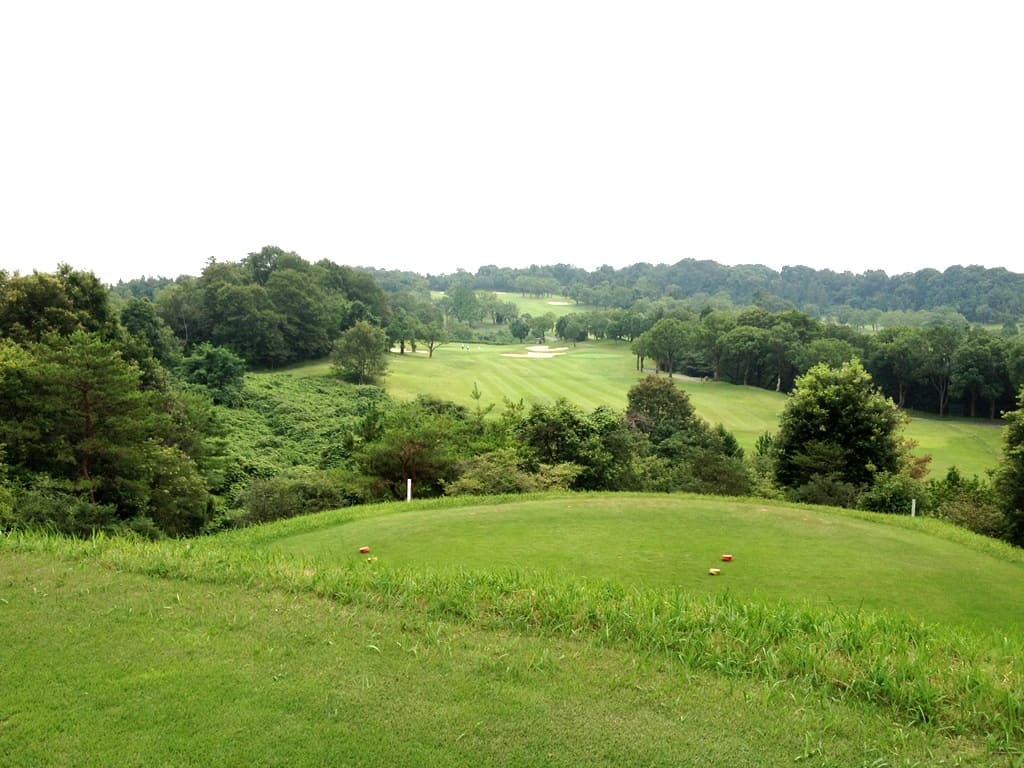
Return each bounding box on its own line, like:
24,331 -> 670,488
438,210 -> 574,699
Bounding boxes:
382,340 -> 1004,477
265,494 -> 1024,634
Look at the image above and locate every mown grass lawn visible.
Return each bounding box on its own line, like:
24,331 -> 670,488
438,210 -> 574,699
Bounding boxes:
263,494 -> 1024,635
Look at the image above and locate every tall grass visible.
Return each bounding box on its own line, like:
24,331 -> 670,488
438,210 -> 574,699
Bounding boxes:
5,529 -> 1021,750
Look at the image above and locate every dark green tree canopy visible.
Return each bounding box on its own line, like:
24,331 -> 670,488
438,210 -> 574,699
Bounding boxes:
774,360 -> 906,492
331,321 -> 388,384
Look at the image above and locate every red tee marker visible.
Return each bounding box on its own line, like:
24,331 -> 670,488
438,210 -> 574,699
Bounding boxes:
721,554 -> 733,561
358,546 -> 370,554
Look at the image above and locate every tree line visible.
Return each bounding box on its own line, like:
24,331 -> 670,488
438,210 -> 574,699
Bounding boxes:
413,260 -> 1024,325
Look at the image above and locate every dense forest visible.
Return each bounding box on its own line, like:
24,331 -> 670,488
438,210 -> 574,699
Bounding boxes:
3,249 -> 1024,547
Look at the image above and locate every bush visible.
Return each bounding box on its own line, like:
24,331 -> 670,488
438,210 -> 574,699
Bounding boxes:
635,453 -> 752,496
235,468 -> 368,526
857,472 -> 925,515
927,467 -> 1010,540
445,450 -> 540,496
939,497 -> 1012,540
787,474 -> 860,508
7,479 -> 122,537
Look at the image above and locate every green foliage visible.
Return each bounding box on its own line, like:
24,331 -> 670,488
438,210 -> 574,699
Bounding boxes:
330,320 -> 389,384
625,374 -> 698,438
638,317 -> 691,376
444,448 -> 543,496
119,296 -> 183,367
625,377 -> 750,495
7,477 -> 121,536
235,467 -> 368,525
0,265 -> 116,343
0,331 -> 217,536
787,475 -> 861,508
856,471 -> 925,515
515,399 -> 638,491
775,360 -> 906,492
995,389 -> 1024,544
357,399 -> 474,499
178,342 -> 247,405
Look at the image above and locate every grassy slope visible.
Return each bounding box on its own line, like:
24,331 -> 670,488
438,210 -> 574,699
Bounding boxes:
2,544 -> 993,768
379,340 -> 1004,477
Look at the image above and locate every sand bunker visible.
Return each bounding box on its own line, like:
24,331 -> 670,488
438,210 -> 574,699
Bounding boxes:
501,345 -> 570,359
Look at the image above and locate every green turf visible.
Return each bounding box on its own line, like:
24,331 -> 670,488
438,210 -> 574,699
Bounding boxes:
2,545 -> 996,767
264,494 -> 1024,635
493,291 -> 590,318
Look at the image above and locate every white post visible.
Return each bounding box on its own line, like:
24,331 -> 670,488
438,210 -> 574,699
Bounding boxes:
911,498 -> 916,517
406,478 -> 412,502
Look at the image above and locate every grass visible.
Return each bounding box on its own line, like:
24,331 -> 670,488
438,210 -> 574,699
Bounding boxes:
492,291 -> 590,318
0,549 -> 991,767
3,503 -> 1024,765
261,494 -> 1024,634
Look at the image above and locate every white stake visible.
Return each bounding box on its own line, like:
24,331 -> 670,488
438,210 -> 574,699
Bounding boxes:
407,478 -> 412,502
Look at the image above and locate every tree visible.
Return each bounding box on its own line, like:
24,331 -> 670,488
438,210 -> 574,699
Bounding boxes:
448,281 -> 482,323
331,321 -> 388,384
555,313 -> 587,344
721,325 -> 768,386
509,317 -> 531,343
951,328 -> 1006,419
529,313 -> 556,343
265,268 -> 331,361
178,343 -> 247,405
0,265 -> 116,343
866,327 -> 925,409
626,375 -> 700,442
774,360 -> 906,495
995,387 -> 1024,544
920,325 -> 963,417
357,398 -> 473,499
120,297 -> 182,368
640,318 -> 691,377
0,331 -> 214,535
386,307 -> 420,355
515,398 -> 639,491
208,283 -> 287,367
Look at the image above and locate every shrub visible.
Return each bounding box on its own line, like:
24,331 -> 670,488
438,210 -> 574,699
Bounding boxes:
857,472 -> 925,515
8,479 -> 122,537
445,450 -> 540,496
927,467 -> 1010,540
939,496 -> 1011,540
235,468 -> 368,526
787,474 -> 860,508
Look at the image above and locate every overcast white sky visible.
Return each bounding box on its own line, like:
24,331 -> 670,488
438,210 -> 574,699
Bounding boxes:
2,2 -> 1022,284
